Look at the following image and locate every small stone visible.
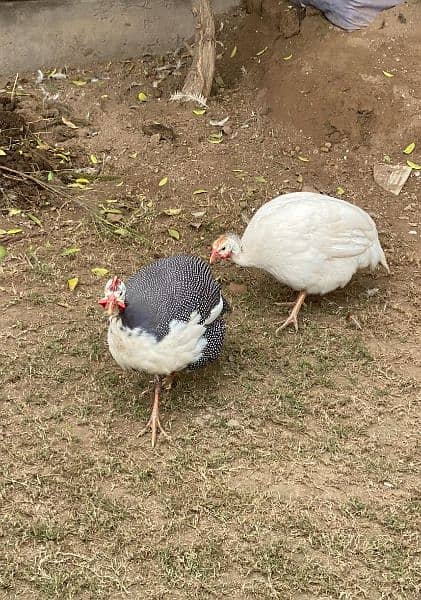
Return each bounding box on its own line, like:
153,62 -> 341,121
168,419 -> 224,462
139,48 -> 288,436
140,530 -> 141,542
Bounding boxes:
324,142 -> 332,148
320,146 -> 329,153
149,133 -> 161,147
373,163 -> 411,196
227,418 -> 241,429
296,174 -> 303,183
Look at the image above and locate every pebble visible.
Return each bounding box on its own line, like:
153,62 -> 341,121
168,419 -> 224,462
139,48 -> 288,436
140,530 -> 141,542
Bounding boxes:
227,418 -> 241,429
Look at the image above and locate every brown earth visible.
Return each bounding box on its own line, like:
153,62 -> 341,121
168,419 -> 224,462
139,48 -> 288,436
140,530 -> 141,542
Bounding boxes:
0,1 -> 420,598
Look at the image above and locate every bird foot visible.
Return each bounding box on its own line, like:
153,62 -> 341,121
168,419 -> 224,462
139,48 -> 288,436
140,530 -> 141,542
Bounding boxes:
138,412 -> 170,448
275,312 -> 299,333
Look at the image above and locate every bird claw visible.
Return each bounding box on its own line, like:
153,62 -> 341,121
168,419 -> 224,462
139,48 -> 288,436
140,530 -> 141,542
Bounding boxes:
275,313 -> 299,333
138,413 -> 170,448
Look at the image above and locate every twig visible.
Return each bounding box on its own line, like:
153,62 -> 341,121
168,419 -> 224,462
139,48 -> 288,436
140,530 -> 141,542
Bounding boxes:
0,164 -> 146,243
10,72 -> 19,103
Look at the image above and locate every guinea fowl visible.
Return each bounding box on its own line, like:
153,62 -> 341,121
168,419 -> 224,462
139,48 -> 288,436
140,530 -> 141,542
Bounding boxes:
210,192 -> 389,331
99,255 -> 229,447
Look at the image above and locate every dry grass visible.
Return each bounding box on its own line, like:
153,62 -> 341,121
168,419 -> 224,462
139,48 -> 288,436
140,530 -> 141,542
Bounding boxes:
1,3 -> 421,598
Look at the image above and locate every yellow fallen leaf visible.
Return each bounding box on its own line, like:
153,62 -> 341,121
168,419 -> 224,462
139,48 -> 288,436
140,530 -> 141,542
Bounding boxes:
67,183 -> 90,189
336,186 -> 345,196
230,46 -> 237,58
89,154 -> 98,164
128,152 -> 138,159
192,109 -> 206,116
193,189 -> 207,195
138,92 -> 148,102
67,277 -> 79,291
8,208 -> 22,216
298,156 -> 309,162
61,116 -> 78,129
403,142 -> 416,155
282,54 -> 293,61
4,228 -> 23,235
163,208 -> 182,216
47,171 -> 54,182
256,46 -> 268,56
72,80 -> 87,86
91,267 -> 109,277
115,181 -> 124,187
76,177 -> 90,184
255,176 -> 267,183
0,149 -> 6,156
61,247 -> 80,256
382,71 -> 394,78
159,176 -> 168,187
168,228 -> 180,240
407,160 -> 421,170
27,214 -> 42,227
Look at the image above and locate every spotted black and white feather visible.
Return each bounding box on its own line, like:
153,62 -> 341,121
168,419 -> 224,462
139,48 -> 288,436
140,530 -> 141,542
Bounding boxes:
107,255 -> 229,375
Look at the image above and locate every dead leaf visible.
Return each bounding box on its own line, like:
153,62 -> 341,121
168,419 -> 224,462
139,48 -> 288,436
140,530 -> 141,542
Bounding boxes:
407,160 -> 421,170
208,131 -> 223,144
8,208 -> 22,216
282,54 -> 293,61
4,228 -> 22,235
382,70 -> 394,78
403,142 -> 416,155
27,214 -> 42,227
159,176 -> 168,187
209,117 -> 229,127
138,92 -> 148,102
230,46 -> 237,58
255,176 -> 267,183
72,80 -> 87,86
89,154 -> 98,164
61,116 -> 78,129
193,189 -> 207,195
0,245 -> 6,262
191,210 -> 206,218
168,228 -> 180,240
91,267 -> 109,277
67,277 -> 79,291
61,247 -> 80,257
298,156 -> 309,162
256,47 -> 268,56
0,149 -> 6,156
336,187 -> 345,196
192,109 -> 206,116
163,208 -> 182,216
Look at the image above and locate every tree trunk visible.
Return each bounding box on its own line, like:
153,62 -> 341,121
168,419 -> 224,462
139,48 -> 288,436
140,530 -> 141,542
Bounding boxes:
181,0 -> 216,100
245,0 -> 262,14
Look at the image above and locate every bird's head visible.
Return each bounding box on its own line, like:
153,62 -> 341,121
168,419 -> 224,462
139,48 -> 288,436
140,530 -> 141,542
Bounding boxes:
98,276 -> 126,316
210,234 -> 241,264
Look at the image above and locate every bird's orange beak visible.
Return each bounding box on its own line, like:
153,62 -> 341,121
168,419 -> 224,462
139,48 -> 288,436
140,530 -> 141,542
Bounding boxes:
209,249 -> 219,264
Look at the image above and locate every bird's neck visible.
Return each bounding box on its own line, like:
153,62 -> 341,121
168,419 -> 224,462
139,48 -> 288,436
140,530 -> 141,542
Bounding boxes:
231,250 -> 253,267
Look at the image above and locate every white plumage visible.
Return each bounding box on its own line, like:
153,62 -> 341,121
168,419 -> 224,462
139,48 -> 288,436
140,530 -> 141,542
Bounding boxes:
211,192 -> 389,330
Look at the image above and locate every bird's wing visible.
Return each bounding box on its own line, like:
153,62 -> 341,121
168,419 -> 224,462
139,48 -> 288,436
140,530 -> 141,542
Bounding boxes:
123,255 -> 226,340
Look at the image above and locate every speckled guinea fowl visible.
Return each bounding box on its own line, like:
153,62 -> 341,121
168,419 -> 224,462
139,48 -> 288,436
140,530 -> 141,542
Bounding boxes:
99,255 -> 229,447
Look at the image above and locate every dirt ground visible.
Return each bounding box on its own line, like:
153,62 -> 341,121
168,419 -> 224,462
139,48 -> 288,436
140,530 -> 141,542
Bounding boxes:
1,1 -> 420,598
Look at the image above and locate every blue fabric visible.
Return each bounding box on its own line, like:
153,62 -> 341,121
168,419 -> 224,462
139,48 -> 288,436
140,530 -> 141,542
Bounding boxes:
292,0 -> 402,30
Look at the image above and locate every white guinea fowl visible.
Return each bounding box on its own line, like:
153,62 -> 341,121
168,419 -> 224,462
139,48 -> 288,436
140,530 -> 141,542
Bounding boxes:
210,192 -> 389,331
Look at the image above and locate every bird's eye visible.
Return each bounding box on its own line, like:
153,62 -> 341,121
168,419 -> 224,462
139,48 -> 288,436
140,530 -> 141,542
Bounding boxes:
221,246 -> 226,252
